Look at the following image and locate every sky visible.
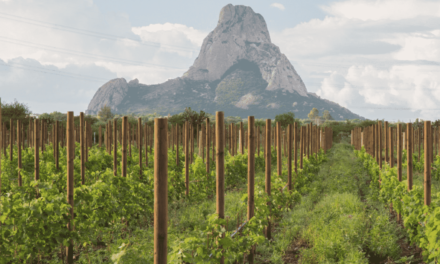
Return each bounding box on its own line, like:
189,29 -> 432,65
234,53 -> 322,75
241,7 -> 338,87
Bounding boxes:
1,0 -> 440,122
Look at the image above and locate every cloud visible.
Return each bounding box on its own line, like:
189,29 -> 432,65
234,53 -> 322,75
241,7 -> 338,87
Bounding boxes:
270,3 -> 285,11
0,0 -> 207,113
0,57 -> 116,114
321,0 -> 440,21
316,64 -> 440,120
270,0 -> 440,121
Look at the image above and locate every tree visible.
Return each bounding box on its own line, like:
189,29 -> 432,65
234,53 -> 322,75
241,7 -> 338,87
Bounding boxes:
307,108 -> 319,120
168,113 -> 185,126
1,99 -> 31,129
182,107 -> 208,128
275,111 -> 295,128
97,104 -> 114,121
322,110 -> 333,121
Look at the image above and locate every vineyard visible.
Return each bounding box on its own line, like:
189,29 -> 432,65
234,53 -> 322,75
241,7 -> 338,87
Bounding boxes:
2,105 -> 440,263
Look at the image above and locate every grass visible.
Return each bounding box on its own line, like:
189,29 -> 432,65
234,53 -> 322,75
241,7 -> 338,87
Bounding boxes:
256,142 -> 407,264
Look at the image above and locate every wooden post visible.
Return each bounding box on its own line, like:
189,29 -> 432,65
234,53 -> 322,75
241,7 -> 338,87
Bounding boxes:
175,124 -> 179,166
99,126 -> 102,148
122,116 -> 127,177
10,119 -> 12,161
138,118 -> 142,178
384,122 -> 388,164
378,122 -> 382,169
240,122 -> 244,155
397,123 -> 402,223
0,98 -> 2,191
154,118 -> 168,264
113,119 -> 117,176
288,123 -> 292,191
277,122 -> 281,176
17,120 -> 22,186
80,112 -> 85,185
191,124 -> 194,163
419,127 -> 421,162
55,120 -> 59,171
66,111 -> 74,264
215,112 -> 225,264
0,99 -> 2,194
206,118 -> 210,176
34,119 -> 39,190
301,126 -> 305,169
257,125 -> 260,156
407,123 -> 413,191
389,127 -> 394,168
265,119 -> 271,239
85,121 -> 88,163
145,124 -> 149,166
424,121 -> 431,206
294,122 -> 298,182
247,116 -> 255,263
185,121 -> 189,196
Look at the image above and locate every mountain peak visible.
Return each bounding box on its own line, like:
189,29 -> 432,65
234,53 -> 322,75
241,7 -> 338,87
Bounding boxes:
86,4 -> 364,120
183,4 -> 307,96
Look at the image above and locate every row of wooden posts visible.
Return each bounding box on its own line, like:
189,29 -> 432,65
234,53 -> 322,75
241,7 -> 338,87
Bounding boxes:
351,121 -> 434,223
0,108 -> 334,263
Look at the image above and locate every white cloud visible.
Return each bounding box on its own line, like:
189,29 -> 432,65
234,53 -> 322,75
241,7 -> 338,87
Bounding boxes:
321,0 -> 440,21
270,3 -> 285,11
316,64 -> 440,120
0,0 -> 207,113
270,0 -> 440,121
0,57 -> 116,114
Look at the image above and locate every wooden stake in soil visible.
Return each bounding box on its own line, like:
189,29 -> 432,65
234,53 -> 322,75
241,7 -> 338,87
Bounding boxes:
0,99 -> 2,193
378,122 -> 382,169
277,122 -> 282,176
66,111 -> 74,264
247,116 -> 255,263
288,123 -> 292,191
0,98 -> 2,192
99,126 -> 102,148
9,119 -> 12,161
122,116 -> 128,177
145,124 -> 149,166
294,122 -> 298,179
138,118 -> 142,178
206,118 -> 210,177
80,112 -> 85,184
384,122 -> 388,164
300,126 -> 304,169
407,123 -> 413,191
389,127 -> 394,168
17,120 -> 22,186
34,120 -> 39,193
240,121 -> 244,155
265,119 -> 271,239
185,121 -> 189,196
154,118 -> 168,264
397,123 -> 402,223
215,111 -> 225,264
175,124 -> 179,166
424,121 -> 431,206
113,119 -> 117,176
55,121 -> 59,171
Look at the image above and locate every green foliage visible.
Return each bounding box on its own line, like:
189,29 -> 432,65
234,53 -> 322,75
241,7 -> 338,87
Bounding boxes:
355,146 -> 440,263
97,104 -> 114,121
1,99 -> 31,129
307,107 -> 319,120
274,111 -> 295,128
322,110 -> 333,120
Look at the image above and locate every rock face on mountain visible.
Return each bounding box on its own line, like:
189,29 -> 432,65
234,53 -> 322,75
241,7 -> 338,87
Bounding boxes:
86,4 -> 364,120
